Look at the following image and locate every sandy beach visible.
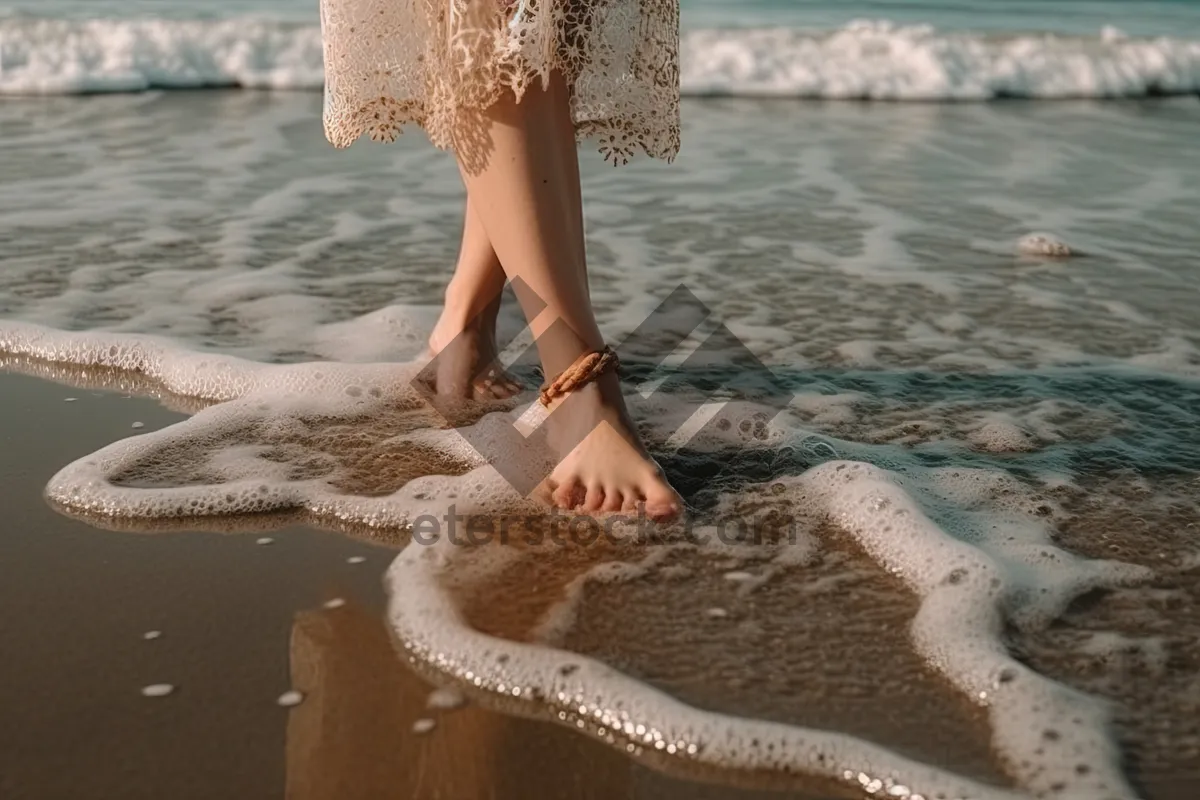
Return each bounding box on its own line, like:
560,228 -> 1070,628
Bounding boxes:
0,367 -> 996,800
1,362 -> 1197,799
0,368 -> 732,799
4,2 -> 1200,795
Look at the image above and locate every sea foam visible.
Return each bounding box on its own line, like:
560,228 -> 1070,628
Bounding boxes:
1,16 -> 1199,99
0,319 -> 1157,798
386,463 -> 1148,799
0,17 -> 324,93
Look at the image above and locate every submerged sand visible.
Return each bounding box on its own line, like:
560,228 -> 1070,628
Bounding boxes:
0,365 -> 1198,799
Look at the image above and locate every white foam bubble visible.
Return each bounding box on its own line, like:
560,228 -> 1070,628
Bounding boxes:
426,687 -> 466,710
141,683 -> 174,697
277,690 -> 305,707
1075,632 -> 1169,677
965,414 -> 1040,453
411,718 -> 436,734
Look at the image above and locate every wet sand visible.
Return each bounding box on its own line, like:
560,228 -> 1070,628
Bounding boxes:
0,369 -> 805,800
0,369 -> 388,800
2,365 -> 1198,799
0,367 -> 997,799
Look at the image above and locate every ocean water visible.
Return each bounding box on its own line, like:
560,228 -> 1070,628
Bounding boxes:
2,1 -> 1200,799
6,0 -> 1200,33
4,0 -> 1200,94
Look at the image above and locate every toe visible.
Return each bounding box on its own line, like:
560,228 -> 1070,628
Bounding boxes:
474,365 -> 520,399
583,484 -> 606,513
553,479 -> 584,510
495,373 -> 522,397
491,380 -> 519,399
621,490 -> 642,513
601,489 -> 624,513
642,473 -> 681,521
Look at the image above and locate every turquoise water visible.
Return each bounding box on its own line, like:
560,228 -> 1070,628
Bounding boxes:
683,0 -> 1200,35
9,0 -> 1200,35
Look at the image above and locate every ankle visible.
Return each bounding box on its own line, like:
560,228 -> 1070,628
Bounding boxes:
532,326 -> 609,378
440,278 -> 476,322
542,371 -> 623,413
440,277 -> 499,329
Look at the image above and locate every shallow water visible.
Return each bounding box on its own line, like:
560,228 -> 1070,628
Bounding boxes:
9,0 -> 1200,35
3,92 -> 1199,371
2,81 -> 1200,798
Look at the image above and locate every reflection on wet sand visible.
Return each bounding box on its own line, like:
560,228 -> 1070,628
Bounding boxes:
42,502 -> 412,547
284,604 -> 639,800
0,353 -> 216,415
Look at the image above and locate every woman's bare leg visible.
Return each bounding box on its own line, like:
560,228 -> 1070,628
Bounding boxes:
428,199 -> 521,400
548,75 -> 587,280
455,73 -> 681,520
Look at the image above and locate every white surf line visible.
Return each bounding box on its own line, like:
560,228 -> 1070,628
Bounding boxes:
43,386 -> 530,531
796,462 -> 1145,799
44,397 -> 332,521
387,461 -> 1150,800
17,329 -> 508,529
387,537 -> 1026,800
0,321 -> 260,402
0,321 -> 426,408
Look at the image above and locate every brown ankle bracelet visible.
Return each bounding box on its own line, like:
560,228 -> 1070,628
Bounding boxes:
538,346 -> 620,407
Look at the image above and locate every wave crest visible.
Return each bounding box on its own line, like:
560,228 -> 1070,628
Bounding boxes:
1,17 -> 1198,99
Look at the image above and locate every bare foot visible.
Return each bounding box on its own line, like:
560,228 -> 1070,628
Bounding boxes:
426,286 -> 521,401
540,372 -> 682,521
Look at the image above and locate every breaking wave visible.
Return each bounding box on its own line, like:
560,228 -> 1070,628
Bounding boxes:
2,16 -> 1198,99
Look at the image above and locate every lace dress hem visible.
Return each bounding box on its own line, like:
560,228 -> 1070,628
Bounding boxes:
320,0 -> 681,166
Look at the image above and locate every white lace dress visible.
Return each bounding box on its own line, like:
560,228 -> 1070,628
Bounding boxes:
320,0 -> 680,165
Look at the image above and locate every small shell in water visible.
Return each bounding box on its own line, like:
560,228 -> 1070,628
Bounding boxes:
1017,233 -> 1073,258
